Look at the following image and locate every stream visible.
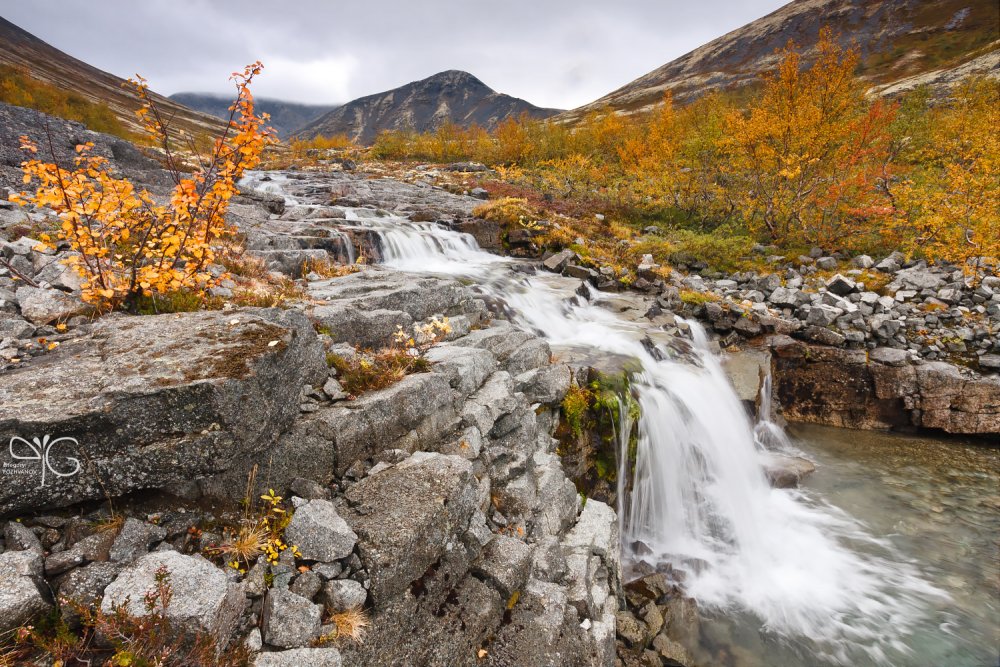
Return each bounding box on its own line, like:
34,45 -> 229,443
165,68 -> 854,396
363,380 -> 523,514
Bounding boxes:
242,172 -> 999,667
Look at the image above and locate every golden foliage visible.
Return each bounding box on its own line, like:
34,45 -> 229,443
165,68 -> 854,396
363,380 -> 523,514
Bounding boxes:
893,77 -> 999,281
471,197 -> 536,226
11,62 -> 275,309
290,133 -> 355,154
723,28 -> 897,247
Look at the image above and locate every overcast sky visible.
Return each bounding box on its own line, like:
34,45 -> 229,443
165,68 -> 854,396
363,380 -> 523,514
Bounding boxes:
1,1 -> 787,109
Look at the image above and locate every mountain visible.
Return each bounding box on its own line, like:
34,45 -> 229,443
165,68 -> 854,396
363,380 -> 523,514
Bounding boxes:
169,92 -> 336,138
0,16 -> 226,138
297,70 -> 561,144
560,0 -> 1000,122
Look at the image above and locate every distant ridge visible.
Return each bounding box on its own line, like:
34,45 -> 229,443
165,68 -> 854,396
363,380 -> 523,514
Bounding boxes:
169,92 -> 336,138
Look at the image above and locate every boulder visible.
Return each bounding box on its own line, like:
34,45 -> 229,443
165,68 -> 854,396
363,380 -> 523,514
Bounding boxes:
109,518 -> 168,563
825,274 -> 857,296
101,551 -> 246,650
760,454 -> 816,488
313,371 -> 455,475
0,550 -> 50,634
470,534 -> 533,599
285,499 -> 358,562
15,286 -> 90,324
514,364 -> 571,405
543,249 -> 576,273
0,308 -> 325,516
262,589 -> 322,649
318,578 -> 367,613
57,561 -> 123,627
894,266 -> 944,291
338,452 -> 478,604
453,219 -> 501,250
5,520 -> 43,553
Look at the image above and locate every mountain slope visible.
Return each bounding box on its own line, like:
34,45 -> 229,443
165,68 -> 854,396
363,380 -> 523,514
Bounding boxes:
298,70 -> 561,144
560,0 -> 999,121
169,92 -> 335,138
0,16 -> 226,139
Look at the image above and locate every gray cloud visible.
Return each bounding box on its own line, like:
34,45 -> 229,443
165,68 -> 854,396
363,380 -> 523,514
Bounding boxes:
0,1 -> 787,109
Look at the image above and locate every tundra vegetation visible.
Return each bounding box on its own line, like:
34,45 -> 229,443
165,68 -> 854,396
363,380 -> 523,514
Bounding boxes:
370,29 -> 999,283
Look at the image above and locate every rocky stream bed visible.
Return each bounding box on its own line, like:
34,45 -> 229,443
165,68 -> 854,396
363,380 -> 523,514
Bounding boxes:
0,110 -> 997,667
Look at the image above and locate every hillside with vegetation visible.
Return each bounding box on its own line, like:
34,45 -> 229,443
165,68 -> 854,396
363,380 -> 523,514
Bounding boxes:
559,0 -> 999,122
0,16 -> 225,141
170,91 -> 336,138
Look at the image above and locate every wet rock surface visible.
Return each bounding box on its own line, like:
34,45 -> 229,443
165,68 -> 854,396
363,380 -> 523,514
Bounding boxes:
770,336 -> 1000,435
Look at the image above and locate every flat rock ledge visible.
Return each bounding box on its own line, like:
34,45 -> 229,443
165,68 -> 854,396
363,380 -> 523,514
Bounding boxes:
0,307 -> 326,516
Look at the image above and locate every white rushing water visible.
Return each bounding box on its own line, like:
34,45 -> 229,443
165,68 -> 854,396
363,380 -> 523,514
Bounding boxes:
243,174 -> 948,665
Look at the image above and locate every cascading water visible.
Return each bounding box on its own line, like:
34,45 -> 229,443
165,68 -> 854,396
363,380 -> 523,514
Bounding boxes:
241,173 -> 957,666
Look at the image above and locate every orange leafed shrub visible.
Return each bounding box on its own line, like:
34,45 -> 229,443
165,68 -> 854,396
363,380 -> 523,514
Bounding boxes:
723,27 -> 898,248
11,62 -> 275,309
894,76 -> 999,282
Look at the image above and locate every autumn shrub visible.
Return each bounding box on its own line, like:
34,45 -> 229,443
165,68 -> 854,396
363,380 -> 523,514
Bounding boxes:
471,197 -> 536,226
721,28 -> 898,248
893,76 -> 999,282
369,29 -> 992,275
290,133 -> 355,154
11,62 -> 275,310
679,289 -> 721,306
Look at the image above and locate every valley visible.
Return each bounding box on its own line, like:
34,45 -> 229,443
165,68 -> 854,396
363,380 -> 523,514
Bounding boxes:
0,2 -> 997,666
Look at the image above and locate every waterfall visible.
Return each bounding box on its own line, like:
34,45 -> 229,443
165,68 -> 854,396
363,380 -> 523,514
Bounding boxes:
241,172 -> 948,665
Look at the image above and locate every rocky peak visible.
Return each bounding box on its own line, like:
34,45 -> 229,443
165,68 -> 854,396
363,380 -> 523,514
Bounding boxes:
296,70 -> 562,144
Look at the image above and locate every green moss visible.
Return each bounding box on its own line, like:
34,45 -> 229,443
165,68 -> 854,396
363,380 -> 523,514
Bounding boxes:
561,384 -> 593,438
133,290 -> 210,314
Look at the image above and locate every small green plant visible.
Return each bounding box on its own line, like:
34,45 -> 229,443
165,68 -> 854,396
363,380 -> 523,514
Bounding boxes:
561,383 -> 593,438
207,468 -> 299,574
326,318 -> 450,396
679,289 -> 720,306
